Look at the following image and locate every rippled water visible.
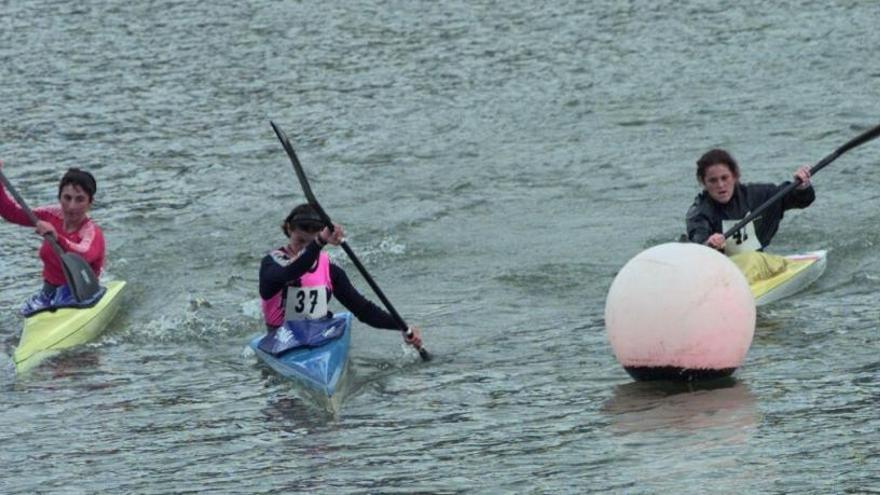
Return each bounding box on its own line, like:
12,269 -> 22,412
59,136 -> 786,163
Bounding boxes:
2,1 -> 879,493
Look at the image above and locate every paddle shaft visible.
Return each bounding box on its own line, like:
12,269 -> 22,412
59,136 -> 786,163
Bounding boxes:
339,241 -> 413,329
270,121 -> 431,361
723,123 -> 880,239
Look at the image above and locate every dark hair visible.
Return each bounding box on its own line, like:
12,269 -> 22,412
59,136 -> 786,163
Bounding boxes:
58,168 -> 97,201
282,203 -> 324,236
696,149 -> 739,182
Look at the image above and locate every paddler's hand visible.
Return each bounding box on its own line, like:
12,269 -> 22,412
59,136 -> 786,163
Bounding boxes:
319,223 -> 345,246
404,326 -> 422,348
35,220 -> 57,238
794,165 -> 812,189
706,233 -> 726,251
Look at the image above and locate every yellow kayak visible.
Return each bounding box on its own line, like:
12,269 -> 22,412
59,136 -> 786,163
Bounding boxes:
13,280 -> 127,374
732,251 -> 827,306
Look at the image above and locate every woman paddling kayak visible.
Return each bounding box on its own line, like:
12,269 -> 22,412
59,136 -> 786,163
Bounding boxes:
686,149 -> 814,253
0,160 -> 105,303
259,203 -> 422,347
685,149 -> 816,285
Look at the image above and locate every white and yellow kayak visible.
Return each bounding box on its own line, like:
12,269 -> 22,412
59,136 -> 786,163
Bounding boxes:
13,280 -> 126,374
732,251 -> 827,306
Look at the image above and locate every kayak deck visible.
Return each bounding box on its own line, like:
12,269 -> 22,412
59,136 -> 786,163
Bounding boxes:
750,251 -> 827,306
14,280 -> 127,374
249,312 -> 353,399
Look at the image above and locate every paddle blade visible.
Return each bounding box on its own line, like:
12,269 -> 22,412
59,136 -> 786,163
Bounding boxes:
59,251 -> 102,301
270,121 -> 317,203
416,346 -> 432,361
270,120 -> 336,228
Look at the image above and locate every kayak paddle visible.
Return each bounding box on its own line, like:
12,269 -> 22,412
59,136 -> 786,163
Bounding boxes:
269,120 -> 432,362
723,123 -> 880,239
0,169 -> 102,302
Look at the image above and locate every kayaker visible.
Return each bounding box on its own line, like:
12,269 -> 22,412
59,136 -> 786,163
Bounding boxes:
686,149 -> 814,253
685,149 -> 815,284
259,203 -> 422,348
0,160 -> 105,299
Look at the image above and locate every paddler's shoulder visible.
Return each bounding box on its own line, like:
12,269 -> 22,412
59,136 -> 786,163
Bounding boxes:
686,191 -> 711,218
33,204 -> 64,220
266,246 -> 294,266
740,181 -> 779,194
738,181 -> 789,203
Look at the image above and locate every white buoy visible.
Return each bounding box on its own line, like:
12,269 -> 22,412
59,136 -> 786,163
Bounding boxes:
605,242 -> 756,381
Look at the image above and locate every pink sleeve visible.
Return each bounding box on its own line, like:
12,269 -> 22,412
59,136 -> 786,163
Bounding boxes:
61,221 -> 105,266
0,184 -> 34,226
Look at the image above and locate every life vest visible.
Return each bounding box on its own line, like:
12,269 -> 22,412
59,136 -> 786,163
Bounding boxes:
722,215 -> 762,255
261,250 -> 333,328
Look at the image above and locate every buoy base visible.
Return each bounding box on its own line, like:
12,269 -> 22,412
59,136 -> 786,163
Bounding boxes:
624,366 -> 736,382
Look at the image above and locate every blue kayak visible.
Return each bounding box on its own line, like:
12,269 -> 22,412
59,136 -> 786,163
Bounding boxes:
249,312 -> 352,398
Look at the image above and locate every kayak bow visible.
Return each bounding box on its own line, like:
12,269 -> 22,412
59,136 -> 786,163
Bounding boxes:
249,312 -> 353,399
14,280 -> 127,374
748,251 -> 827,306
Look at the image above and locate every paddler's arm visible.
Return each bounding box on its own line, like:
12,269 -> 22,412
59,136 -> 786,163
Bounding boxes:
0,161 -> 62,230
329,263 -> 400,330
54,221 -> 105,267
781,165 -> 815,210
0,160 -> 35,226
686,206 -> 727,251
330,265 -> 423,346
258,240 -> 324,299
686,204 -> 715,246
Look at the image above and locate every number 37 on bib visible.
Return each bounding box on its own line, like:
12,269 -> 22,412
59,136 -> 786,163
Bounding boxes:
285,285 -> 329,320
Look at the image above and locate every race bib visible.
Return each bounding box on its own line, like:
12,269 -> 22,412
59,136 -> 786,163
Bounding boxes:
722,217 -> 761,255
284,285 -> 328,320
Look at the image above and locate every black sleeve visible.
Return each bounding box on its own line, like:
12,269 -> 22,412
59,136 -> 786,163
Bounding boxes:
685,195 -> 715,244
749,181 -> 815,211
258,241 -> 324,300
330,264 -> 400,330
686,206 -> 712,244
781,182 -> 815,210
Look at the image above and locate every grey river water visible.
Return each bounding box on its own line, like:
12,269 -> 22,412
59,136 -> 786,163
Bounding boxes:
2,1 -> 879,493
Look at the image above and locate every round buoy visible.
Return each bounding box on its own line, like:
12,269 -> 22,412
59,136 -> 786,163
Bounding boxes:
605,242 -> 756,381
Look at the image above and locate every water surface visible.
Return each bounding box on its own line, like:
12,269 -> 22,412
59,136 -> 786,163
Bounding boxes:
1,1 -> 879,492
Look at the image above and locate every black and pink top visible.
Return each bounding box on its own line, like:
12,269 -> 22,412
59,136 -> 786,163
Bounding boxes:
258,240 -> 400,331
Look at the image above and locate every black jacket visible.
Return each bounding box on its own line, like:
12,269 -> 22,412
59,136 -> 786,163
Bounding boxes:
686,181 -> 815,249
